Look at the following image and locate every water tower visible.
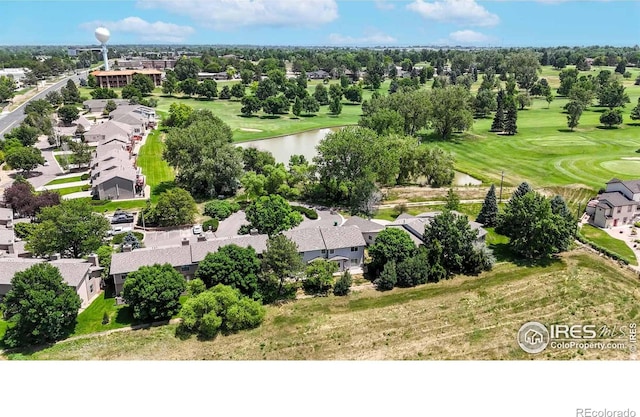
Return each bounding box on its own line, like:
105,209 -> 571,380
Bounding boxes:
95,27 -> 111,71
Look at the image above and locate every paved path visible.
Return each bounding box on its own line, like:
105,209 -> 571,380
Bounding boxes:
377,199 -> 485,209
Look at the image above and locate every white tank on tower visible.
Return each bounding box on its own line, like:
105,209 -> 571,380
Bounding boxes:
95,27 -> 111,71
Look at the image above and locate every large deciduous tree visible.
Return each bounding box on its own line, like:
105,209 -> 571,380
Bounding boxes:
5,146 -> 45,174
26,199 -> 110,258
428,85 -> 474,139
599,108 -> 623,128
131,73 -> 155,95
57,105 -> 80,126
259,234 -> 304,303
150,187 -> 198,227
122,263 -> 186,321
368,227 -> 417,278
163,110 -> 244,197
2,263 -> 81,347
565,100 -> 584,131
302,259 -> 338,296
245,194 -> 303,236
195,244 -> 261,299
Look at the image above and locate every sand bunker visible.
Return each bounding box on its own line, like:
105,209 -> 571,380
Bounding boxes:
239,128 -> 263,132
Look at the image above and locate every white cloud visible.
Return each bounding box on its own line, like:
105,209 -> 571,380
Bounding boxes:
407,0 -> 500,27
328,30 -> 397,46
448,29 -> 493,44
375,0 -> 395,10
81,17 -> 194,43
137,0 -> 339,30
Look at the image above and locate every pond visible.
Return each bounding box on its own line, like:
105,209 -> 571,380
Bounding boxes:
236,128 -> 482,186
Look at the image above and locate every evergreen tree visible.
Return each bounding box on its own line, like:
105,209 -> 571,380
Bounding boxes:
630,98 -> 640,122
511,182 -> 533,201
476,184 -> 498,227
490,90 -> 505,132
550,195 -> 576,250
444,188 -> 460,211
292,97 -> 302,117
333,270 -> 353,296
374,261 -> 397,291
503,99 -> 518,135
329,96 -> 343,115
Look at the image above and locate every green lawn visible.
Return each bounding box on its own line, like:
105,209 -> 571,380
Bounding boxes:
0,319 -> 8,342
45,175 -> 85,186
136,128 -> 175,199
72,293 -> 135,336
54,185 -> 88,196
579,224 -> 637,265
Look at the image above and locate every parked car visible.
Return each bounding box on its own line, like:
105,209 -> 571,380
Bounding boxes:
111,214 -> 134,224
192,225 -> 203,235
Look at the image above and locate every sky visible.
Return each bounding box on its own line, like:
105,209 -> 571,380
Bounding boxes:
0,0 -> 639,47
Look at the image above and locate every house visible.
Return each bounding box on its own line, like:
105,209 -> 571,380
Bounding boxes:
284,226 -> 366,272
387,211 -> 487,246
84,120 -> 133,146
54,115 -> 93,139
0,207 -> 13,228
0,255 -> 102,307
109,105 -> 157,130
586,178 -> 640,228
91,165 -> 140,201
90,69 -> 162,88
110,245 -> 195,295
308,70 -> 330,80
342,216 -> 385,245
83,99 -> 130,114
190,234 -> 269,264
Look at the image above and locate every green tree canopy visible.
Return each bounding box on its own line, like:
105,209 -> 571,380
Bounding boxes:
259,234 -> 304,304
122,263 -> 186,321
5,146 -> 45,175
245,194 -> 303,236
151,188 -> 198,227
368,227 -> 417,277
476,184 -> 499,227
195,244 -> 261,299
302,259 -> 337,296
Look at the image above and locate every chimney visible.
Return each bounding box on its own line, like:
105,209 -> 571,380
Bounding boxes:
122,244 -> 133,252
181,237 -> 190,246
249,228 -> 258,236
49,253 -> 61,261
87,253 -> 99,267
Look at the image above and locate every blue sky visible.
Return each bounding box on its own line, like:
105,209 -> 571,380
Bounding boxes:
1,0 -> 639,47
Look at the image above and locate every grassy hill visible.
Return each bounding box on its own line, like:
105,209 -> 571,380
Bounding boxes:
10,249 -> 638,360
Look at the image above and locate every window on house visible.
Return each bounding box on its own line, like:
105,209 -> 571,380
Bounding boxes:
321,249 -> 326,254
329,249 -> 334,254
350,246 -> 359,252
617,207 -> 622,213
89,284 -> 94,292
350,258 -> 359,266
368,235 -> 372,240
623,217 -> 628,223
180,265 -> 190,272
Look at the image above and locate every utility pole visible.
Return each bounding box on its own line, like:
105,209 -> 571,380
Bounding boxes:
499,170 -> 504,203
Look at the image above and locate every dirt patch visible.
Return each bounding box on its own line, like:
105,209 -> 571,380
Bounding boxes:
381,185 -> 513,204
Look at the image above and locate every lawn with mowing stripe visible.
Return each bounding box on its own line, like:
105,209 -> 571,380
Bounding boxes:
45,175 -> 85,186
72,293 -> 135,336
54,185 -> 88,196
13,250 -> 639,360
136,128 -> 174,191
0,319 -> 8,342
579,224 -> 637,265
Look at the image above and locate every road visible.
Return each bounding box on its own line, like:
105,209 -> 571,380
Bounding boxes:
0,69 -> 91,138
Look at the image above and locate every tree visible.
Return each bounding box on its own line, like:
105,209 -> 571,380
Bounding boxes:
89,87 -> 118,99
292,96 -> 302,117
313,84 -> 329,105
151,188 -> 198,226
259,234 -> 304,303
67,139 -> 92,169
359,108 -> 404,135
242,147 -> 276,175
476,184 -> 498,227
511,182 -> 533,201
329,83 -> 343,102
24,99 -> 53,116
302,96 -> 320,114
374,260 -> 397,291
61,79 -> 80,104
368,227 -> 416,277
120,231 -> 142,252
3,181 -> 59,219
565,100 -> 583,131
557,68 -> 579,96
26,199 -> 110,258
516,92 -> 532,110
195,244 -> 261,299
630,98 -> 640,122
444,188 -> 460,211
198,79 -> 218,99
230,83 -> 245,100
0,75 -> 17,102
302,259 -> 338,296
122,263 -> 186,321
178,78 -> 198,97
164,102 -> 193,128
333,270 -> 353,296
396,248 -> 431,287
245,194 -> 303,236
131,73 -> 155,95
2,263 -> 81,347
219,85 -> 231,99
57,104 -> 80,126
5,146 -> 45,174
178,284 -> 265,339
599,108 -> 623,128
87,74 -> 98,88
597,79 -> 630,108
343,85 -> 363,103
329,96 -> 343,115
203,200 -> 240,220
428,85 -> 474,139
262,95 -> 289,115
5,124 -> 40,147
162,72 -> 179,96
568,85 -> 595,109
413,146 -> 455,187
474,88 -> 497,118
422,210 -> 492,276
45,90 -> 63,107
104,99 -> 117,115
490,90 -> 506,132
163,112 -> 243,197
240,95 -> 262,116
545,92 -> 555,109
615,61 -> 626,75
174,57 -> 201,81
256,79 -> 278,100
497,190 -> 573,259
503,99 -> 518,135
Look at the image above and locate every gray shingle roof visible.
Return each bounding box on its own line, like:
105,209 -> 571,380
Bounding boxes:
283,228 -> 325,252
113,113 -> 146,127
342,216 -> 384,233
598,192 -> 635,207
0,207 -> 13,222
0,259 -> 43,285
110,245 -> 192,275
87,120 -> 133,139
190,234 -> 268,263
92,165 -> 138,186
0,228 -> 14,245
320,226 -> 366,249
0,258 -> 91,288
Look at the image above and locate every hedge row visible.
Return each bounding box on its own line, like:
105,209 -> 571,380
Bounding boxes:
292,205 -> 318,220
202,218 -> 219,232
576,231 -> 630,265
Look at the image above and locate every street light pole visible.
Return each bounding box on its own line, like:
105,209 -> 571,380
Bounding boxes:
499,170 -> 504,203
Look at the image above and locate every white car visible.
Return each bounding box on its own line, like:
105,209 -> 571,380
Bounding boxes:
192,225 -> 203,235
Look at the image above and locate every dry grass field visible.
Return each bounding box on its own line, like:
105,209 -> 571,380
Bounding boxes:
11,249 -> 639,361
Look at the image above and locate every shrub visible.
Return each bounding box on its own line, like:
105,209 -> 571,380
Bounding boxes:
81,185 -> 90,191
203,200 -> 240,220
302,259 -> 337,296
13,222 -> 36,239
374,261 -> 397,291
292,205 -> 318,220
80,173 -> 90,181
238,224 -> 251,235
102,311 -> 110,325
111,231 -> 144,245
202,218 -> 219,232
122,263 -> 186,321
333,270 -> 353,296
